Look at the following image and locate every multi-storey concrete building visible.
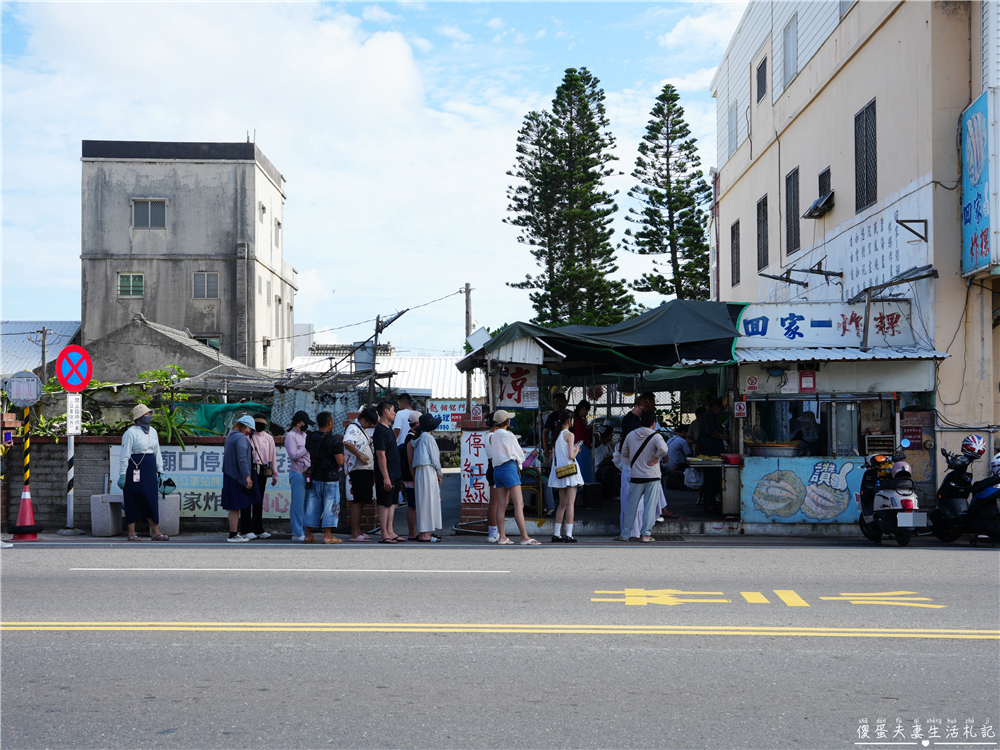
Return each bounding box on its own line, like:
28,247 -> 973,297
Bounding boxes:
707,1 -> 999,511
80,140 -> 297,370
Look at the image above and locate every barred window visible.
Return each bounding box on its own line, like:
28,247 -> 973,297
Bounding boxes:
275,219 -> 282,249
731,220 -> 741,287
193,272 -> 219,299
855,99 -> 877,212
786,168 -> 800,255
756,196 -> 769,271
118,273 -> 144,298
756,58 -> 767,103
266,280 -> 272,307
819,168 -> 831,198
133,200 -> 166,229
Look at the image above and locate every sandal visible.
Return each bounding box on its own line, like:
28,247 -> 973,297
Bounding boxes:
150,534 -> 170,541
662,511 -> 680,519
127,534 -> 141,542
416,536 -> 441,543
612,535 -> 630,542
378,538 -> 399,544
519,538 -> 541,545
640,536 -> 656,543
497,538 -> 514,545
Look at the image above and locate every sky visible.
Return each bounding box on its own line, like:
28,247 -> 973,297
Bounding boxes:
0,0 -> 747,358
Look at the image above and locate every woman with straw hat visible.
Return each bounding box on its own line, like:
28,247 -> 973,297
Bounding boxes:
118,404 -> 168,542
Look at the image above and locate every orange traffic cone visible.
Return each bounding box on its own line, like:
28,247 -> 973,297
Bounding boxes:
11,486 -> 40,541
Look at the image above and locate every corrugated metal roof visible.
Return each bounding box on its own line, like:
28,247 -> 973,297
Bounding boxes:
734,347 -> 949,363
0,321 -> 81,375
290,355 -> 485,400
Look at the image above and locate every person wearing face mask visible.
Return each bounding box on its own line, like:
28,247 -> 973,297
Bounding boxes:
118,404 -> 168,542
222,416 -> 257,542
241,414 -> 278,540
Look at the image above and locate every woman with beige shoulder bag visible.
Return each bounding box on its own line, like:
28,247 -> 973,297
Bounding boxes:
241,413 -> 278,540
548,409 -> 583,543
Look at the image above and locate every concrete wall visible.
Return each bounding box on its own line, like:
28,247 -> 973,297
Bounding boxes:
81,154 -> 297,370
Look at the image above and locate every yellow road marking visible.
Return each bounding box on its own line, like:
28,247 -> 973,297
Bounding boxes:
819,592 -> 945,609
592,588 -> 730,606
773,589 -> 810,607
1,622 -> 997,639
741,592 -> 771,604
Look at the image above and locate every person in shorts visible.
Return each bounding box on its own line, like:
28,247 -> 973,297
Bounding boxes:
343,407 -> 377,542
489,410 -> 538,545
373,401 -> 404,543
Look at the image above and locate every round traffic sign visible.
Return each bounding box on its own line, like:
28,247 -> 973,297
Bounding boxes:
55,345 -> 93,393
4,370 -> 43,408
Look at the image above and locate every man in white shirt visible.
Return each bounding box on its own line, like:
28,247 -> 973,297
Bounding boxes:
617,410 -> 669,542
392,393 -> 414,447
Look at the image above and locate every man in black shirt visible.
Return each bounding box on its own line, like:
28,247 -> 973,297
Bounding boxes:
304,411 -> 345,544
620,391 -> 656,445
541,392 -> 569,458
373,401 -> 404,543
695,398 -> 728,513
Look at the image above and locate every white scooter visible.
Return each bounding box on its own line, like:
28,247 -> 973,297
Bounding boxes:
858,439 -> 927,546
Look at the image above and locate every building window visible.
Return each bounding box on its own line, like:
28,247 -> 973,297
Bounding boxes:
783,15 -> 798,89
259,202 -> 266,223
275,219 -> 281,249
118,273 -> 144,298
756,196 -> 769,271
819,168 -> 832,198
193,272 -> 219,299
266,280 -> 272,307
756,58 -> 767,103
133,200 -> 166,229
728,102 -> 738,159
196,337 -> 221,351
786,168 -> 800,255
731,220 -> 741,287
855,99 -> 877,212
258,275 -> 262,295
275,297 -> 282,338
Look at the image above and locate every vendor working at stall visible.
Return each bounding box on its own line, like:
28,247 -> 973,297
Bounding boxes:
695,398 -> 727,514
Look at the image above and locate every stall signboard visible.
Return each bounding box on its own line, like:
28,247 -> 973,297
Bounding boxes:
427,400 -> 467,430
460,429 -> 489,503
737,301 -> 915,348
961,91 -> 996,276
496,365 -> 539,409
110,444 -> 294,518
741,457 -> 866,524
799,370 -> 816,393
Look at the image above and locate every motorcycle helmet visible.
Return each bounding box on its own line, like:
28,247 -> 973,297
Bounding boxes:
890,461 -> 911,478
991,452 -> 1000,478
961,434 -> 987,459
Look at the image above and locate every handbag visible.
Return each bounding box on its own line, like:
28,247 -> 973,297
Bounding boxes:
251,440 -> 273,478
555,462 -> 578,479
684,467 -> 704,489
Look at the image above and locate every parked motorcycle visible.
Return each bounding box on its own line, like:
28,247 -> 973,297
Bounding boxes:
858,438 -> 926,546
928,436 -> 1000,545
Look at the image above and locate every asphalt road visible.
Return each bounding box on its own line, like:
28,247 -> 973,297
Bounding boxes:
2,539 -> 998,750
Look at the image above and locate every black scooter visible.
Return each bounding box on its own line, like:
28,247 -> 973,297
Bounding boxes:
929,448 -> 1000,545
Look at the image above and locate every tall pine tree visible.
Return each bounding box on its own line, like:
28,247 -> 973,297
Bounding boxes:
623,83 -> 711,300
506,68 -> 634,327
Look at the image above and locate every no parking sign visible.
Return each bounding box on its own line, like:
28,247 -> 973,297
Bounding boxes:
55,345 -> 93,393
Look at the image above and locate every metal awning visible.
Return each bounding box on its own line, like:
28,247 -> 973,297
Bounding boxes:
734,347 -> 949,363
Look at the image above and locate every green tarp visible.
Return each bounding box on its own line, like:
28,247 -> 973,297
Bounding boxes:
485,300 -> 746,376
176,403 -> 271,435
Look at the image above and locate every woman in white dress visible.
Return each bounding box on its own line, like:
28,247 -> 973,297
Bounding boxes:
548,409 -> 583,543
411,413 -> 443,542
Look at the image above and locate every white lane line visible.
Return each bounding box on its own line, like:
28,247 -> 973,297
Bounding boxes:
70,568 -> 509,574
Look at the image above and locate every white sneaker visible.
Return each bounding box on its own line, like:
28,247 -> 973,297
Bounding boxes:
243,532 -> 257,541
290,535 -> 305,542
227,534 -> 250,543
487,534 -> 500,544
257,532 -> 271,539
0,541 -> 12,549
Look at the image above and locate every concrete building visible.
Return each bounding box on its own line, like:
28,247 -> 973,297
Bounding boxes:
80,140 -> 298,370
708,1 -> 999,474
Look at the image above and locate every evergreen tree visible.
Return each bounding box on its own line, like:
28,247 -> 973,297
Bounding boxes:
506,68 -> 635,327
623,83 -> 712,300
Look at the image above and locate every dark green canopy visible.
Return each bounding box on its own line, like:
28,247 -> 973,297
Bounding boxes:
483,300 -> 746,376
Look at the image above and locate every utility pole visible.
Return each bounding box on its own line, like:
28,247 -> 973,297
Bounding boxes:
369,315 -> 380,406
39,327 -> 49,382
465,283 -> 472,419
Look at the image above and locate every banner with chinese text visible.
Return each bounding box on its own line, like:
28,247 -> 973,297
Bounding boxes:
460,430 -> 489,504
496,364 -> 539,409
427,400 -> 467,430
110,445 -> 294,518
961,91 -> 995,275
736,301 -> 915,348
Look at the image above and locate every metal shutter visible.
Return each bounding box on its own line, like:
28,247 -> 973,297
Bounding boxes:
786,168 -> 800,255
731,221 -> 741,287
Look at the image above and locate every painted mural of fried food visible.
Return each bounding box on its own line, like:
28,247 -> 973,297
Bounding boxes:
752,470 -> 805,517
802,482 -> 851,520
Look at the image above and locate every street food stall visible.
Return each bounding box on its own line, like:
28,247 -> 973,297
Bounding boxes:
729,301 -> 947,526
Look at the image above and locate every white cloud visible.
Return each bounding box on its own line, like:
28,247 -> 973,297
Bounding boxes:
657,3 -> 747,54
435,24 -> 471,43
409,35 -> 434,52
664,67 -> 718,92
1,2 -> 538,352
486,17 -> 505,30
362,5 -> 398,24
534,28 -> 547,40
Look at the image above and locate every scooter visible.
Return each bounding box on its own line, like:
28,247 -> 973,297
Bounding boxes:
929,447 -> 1000,545
858,438 -> 926,546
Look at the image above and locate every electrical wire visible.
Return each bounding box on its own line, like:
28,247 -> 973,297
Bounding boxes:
935,281 -> 972,406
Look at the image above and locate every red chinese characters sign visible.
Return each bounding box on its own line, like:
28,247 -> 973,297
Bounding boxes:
461,430 -> 489,504
496,364 -> 539,409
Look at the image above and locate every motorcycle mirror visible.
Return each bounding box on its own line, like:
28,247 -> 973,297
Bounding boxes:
900,438 -> 911,449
